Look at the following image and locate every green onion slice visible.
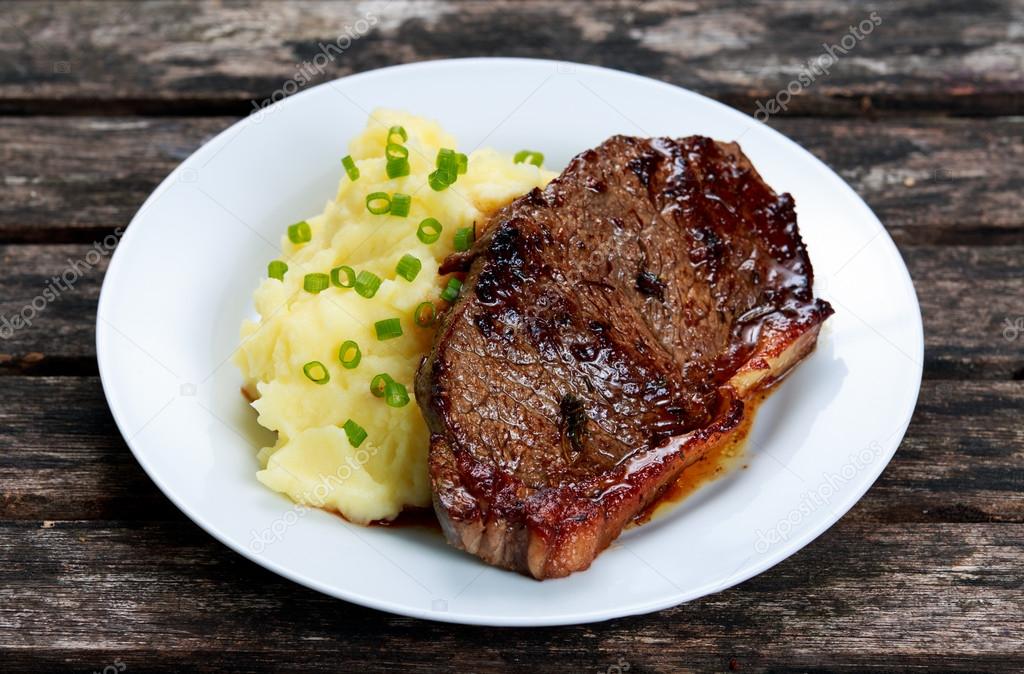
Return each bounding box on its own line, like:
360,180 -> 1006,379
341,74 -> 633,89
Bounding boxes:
513,150 -> 544,167
370,372 -> 393,398
374,318 -> 403,341
341,155 -> 359,181
267,260 -> 288,280
414,301 -> 436,327
385,379 -> 410,408
366,192 -> 391,215
353,270 -> 382,298
453,227 -> 474,252
436,148 -> 457,169
440,277 -> 463,303
395,254 -> 422,282
436,149 -> 458,183
338,340 -> 361,369
342,419 -> 367,448
385,143 -> 409,161
387,125 -> 408,145
330,265 -> 356,288
390,193 -> 411,217
303,273 -> 330,293
288,220 -> 312,244
456,152 -> 468,175
417,217 -> 442,244
428,170 -> 450,192
302,360 -> 330,384
386,158 -> 410,179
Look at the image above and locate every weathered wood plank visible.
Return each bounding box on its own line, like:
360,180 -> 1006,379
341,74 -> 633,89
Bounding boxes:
0,377 -> 175,521
0,519 -> 1020,671
773,117 -> 1024,244
2,650 -> 1019,674
851,380 -> 1024,524
903,246 -> 1024,380
1,377 -> 1021,524
2,244 -> 1021,379
0,117 -> 226,241
0,244 -> 108,370
1,0 -> 1021,116
0,116 -> 1021,243
1,1 -> 1017,668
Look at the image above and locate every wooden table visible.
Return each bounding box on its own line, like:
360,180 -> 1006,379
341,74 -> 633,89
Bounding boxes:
2,1 -> 1021,671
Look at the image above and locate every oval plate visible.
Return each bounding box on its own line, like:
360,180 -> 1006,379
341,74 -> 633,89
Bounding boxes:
97,58 -> 923,626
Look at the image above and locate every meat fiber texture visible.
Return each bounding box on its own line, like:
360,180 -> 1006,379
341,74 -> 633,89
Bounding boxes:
416,136 -> 833,578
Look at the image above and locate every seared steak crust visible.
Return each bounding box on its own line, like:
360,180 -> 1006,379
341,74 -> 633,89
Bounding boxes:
416,136 -> 833,578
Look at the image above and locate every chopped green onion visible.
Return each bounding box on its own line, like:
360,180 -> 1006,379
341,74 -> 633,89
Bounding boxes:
353,270 -> 382,298
385,379 -> 410,408
395,254 -> 422,282
341,155 -> 359,181
436,148 -> 457,169
428,170 -> 451,191
417,218 -> 442,244
338,340 -> 361,369
390,193 -> 411,217
453,227 -> 474,252
386,158 -> 410,179
387,125 -> 407,145
414,301 -> 436,327
435,148 -> 458,184
374,318 -> 403,341
303,273 -> 330,293
514,150 -> 544,167
440,277 -> 462,303
366,192 -> 391,214
267,260 -> 288,280
342,419 -> 367,448
288,220 -> 311,244
385,143 -> 409,161
370,372 -> 393,398
331,265 -> 356,288
456,152 -> 468,175
302,360 -> 330,384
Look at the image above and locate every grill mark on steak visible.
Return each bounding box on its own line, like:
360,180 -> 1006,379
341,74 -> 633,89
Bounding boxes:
417,135 -> 833,578
635,270 -> 666,300
558,393 -> 588,462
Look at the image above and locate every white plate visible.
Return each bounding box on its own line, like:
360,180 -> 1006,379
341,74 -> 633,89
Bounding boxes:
97,58 -> 923,626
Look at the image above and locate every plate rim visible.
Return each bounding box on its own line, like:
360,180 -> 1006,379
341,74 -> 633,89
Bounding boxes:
96,56 -> 924,626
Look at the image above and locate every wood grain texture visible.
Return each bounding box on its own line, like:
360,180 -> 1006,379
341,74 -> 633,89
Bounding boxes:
0,378 -> 1021,670
0,116 -> 1020,244
2,0 -> 1022,669
2,243 -> 1021,379
0,244 -> 107,372
1,377 -> 1021,523
1,0 -> 1022,117
0,521 -> 1020,672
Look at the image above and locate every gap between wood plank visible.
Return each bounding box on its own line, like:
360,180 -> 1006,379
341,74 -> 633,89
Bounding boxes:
0,224 -> 1020,248
0,95 -> 1020,119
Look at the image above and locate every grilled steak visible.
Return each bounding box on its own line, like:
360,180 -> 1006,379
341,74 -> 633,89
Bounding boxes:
416,136 -> 833,578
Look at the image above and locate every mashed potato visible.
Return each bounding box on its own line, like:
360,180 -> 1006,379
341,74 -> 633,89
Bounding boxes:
235,110 -> 555,523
